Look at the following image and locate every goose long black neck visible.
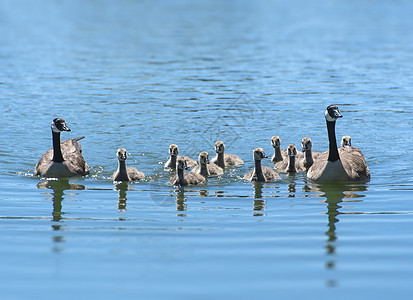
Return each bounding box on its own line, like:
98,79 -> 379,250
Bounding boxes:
254,159 -> 265,182
115,160 -> 129,181
52,131 -> 64,163
327,120 -> 340,162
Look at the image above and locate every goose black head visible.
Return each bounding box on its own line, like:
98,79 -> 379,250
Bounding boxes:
325,105 -> 343,122
51,118 -> 71,133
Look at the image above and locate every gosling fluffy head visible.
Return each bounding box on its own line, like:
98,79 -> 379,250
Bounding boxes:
301,137 -> 312,152
253,147 -> 268,160
271,136 -> 281,148
287,144 -> 298,157
214,141 -> 225,154
198,151 -> 210,165
341,135 -> 352,147
176,158 -> 188,170
169,144 -> 179,156
116,148 -> 128,162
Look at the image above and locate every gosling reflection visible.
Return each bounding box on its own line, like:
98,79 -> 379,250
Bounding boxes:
114,182 -> 129,212
311,182 -> 368,288
174,187 -> 187,215
253,182 -> 265,216
37,179 -> 85,222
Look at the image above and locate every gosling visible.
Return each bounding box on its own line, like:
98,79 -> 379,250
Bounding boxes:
164,144 -> 197,170
210,141 -> 244,168
170,158 -> 206,186
274,144 -> 305,173
301,137 -> 321,169
191,151 -> 224,177
111,148 -> 145,182
244,148 -> 280,182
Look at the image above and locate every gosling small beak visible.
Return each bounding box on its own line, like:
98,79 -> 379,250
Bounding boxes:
206,157 -> 210,164
261,152 -> 268,159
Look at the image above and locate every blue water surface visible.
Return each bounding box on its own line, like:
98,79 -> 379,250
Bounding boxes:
1,0 -> 413,299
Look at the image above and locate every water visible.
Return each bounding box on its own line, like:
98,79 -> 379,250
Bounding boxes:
1,0 -> 413,299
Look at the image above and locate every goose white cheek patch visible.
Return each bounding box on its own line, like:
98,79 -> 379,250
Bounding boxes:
51,121 -> 61,133
325,110 -> 337,122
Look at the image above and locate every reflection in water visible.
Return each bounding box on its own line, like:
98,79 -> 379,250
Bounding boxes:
37,179 -> 85,253
311,182 -> 368,288
175,187 -> 187,216
114,182 -> 129,212
253,183 -> 265,217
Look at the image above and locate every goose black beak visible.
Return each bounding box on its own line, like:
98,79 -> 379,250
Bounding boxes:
333,109 -> 343,118
62,124 -> 71,132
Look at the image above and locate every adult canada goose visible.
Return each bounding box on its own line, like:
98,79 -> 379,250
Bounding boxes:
274,144 -> 305,173
341,135 -> 352,147
191,151 -> 224,177
301,137 -> 321,169
244,148 -> 280,182
111,148 -> 145,182
170,158 -> 206,186
35,118 -> 89,178
164,144 -> 197,170
210,141 -> 244,168
307,105 -> 370,182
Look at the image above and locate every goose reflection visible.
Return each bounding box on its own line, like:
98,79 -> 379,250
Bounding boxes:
37,179 -> 85,253
37,179 -> 85,222
309,182 -> 368,288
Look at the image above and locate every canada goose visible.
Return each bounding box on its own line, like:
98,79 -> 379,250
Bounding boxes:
244,148 -> 280,182
301,137 -> 321,169
210,141 -> 244,168
164,144 -> 197,170
170,158 -> 206,186
274,144 -> 305,173
35,118 -> 89,178
341,135 -> 351,147
111,148 -> 145,182
191,151 -> 224,176
307,105 -> 370,182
